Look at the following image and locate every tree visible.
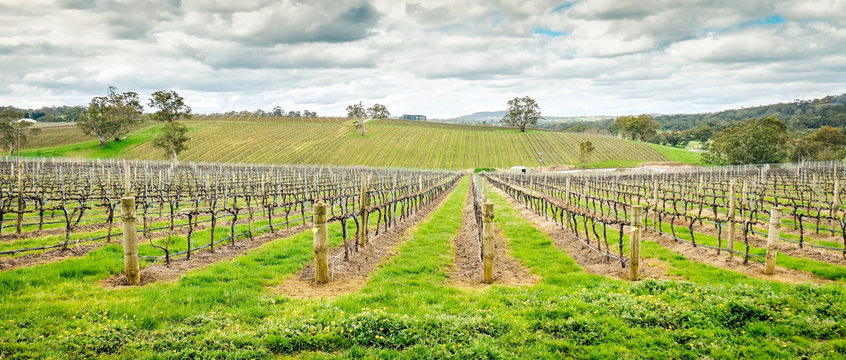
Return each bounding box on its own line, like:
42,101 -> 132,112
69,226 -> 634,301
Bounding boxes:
147,90 -> 192,122
578,140 -> 595,169
303,110 -> 318,117
367,104 -> 389,119
501,96 -> 542,132
789,126 -> 846,162
0,109 -> 39,155
76,86 -> 143,146
62,106 -> 85,122
704,117 -> 788,165
271,106 -> 284,116
77,96 -> 116,146
148,90 -> 192,162
106,86 -> 143,141
152,122 -> 189,162
611,114 -> 659,141
347,102 -> 367,136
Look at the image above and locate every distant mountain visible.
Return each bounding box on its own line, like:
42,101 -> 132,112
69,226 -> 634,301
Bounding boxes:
655,93 -> 846,131
536,93 -> 846,133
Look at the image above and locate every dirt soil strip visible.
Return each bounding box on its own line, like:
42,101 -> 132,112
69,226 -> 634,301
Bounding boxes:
447,185 -> 538,288
101,224 -> 309,288
646,231 -> 835,285
491,186 -> 666,281
278,181 -> 460,299
0,243 -> 106,271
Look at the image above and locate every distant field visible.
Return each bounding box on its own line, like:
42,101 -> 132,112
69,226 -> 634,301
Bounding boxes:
647,143 -> 703,164
21,117 -> 678,169
20,124 -> 90,150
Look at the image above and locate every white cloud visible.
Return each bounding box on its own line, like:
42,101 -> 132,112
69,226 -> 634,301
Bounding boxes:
0,0 -> 844,118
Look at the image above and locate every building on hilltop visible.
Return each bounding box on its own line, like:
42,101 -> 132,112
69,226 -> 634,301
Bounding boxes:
400,114 -> 427,121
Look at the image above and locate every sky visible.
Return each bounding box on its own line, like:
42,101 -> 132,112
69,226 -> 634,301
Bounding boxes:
1,0 -> 845,118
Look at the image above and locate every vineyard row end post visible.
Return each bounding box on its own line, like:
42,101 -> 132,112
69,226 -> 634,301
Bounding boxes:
764,207 -> 783,275
728,178 -> 736,259
121,196 -> 140,286
16,159 -> 23,234
630,205 -> 643,281
833,178 -> 840,235
314,200 -> 330,284
482,202 -> 494,284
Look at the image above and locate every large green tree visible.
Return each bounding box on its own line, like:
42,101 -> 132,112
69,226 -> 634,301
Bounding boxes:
152,122 -> 189,162
789,126 -> 846,162
147,90 -> 192,122
502,96 -> 542,132
77,96 -> 115,146
611,114 -> 659,141
703,117 -> 788,165
76,86 -> 143,146
148,90 -> 191,162
367,103 -> 390,119
107,86 -> 143,141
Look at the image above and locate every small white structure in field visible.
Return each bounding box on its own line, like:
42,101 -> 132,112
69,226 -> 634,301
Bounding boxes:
510,166 -> 529,174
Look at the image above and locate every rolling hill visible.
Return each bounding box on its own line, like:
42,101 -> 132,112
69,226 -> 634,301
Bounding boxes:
20,117 -> 691,169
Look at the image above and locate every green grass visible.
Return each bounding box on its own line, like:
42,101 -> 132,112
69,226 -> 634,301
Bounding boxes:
20,124 -> 161,159
4,177 -> 846,358
647,143 -> 703,165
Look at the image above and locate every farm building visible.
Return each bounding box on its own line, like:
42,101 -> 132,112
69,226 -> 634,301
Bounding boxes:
509,166 -> 529,174
400,114 -> 427,121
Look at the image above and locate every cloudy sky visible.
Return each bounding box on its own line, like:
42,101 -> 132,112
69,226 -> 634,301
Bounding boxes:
1,0 -> 845,118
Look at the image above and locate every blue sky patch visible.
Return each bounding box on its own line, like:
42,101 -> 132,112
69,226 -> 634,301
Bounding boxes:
739,14 -> 785,28
553,1 -> 576,13
533,27 -> 569,37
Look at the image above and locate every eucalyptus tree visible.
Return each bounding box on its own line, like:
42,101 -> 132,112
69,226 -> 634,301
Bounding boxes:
501,96 -> 542,132
347,102 -> 367,136
148,90 -> 192,162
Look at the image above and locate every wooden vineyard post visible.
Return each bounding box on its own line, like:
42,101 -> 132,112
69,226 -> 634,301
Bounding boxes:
833,178 -> 840,234
482,202 -> 495,284
652,177 -> 659,229
124,162 -> 131,196
16,160 -> 23,234
727,178 -> 736,259
764,207 -> 782,275
313,200 -> 330,284
121,197 -> 140,285
630,205 -> 642,281
359,174 -> 369,248
564,177 -> 571,228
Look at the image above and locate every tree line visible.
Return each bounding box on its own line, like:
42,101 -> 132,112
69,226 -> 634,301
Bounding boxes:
0,105 -> 85,123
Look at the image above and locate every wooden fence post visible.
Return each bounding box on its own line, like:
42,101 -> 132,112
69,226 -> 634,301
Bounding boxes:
359,174 -> 368,248
121,197 -> 140,285
314,200 -> 330,284
482,202 -> 494,284
727,178 -> 736,258
630,205 -> 642,281
764,207 -> 782,275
